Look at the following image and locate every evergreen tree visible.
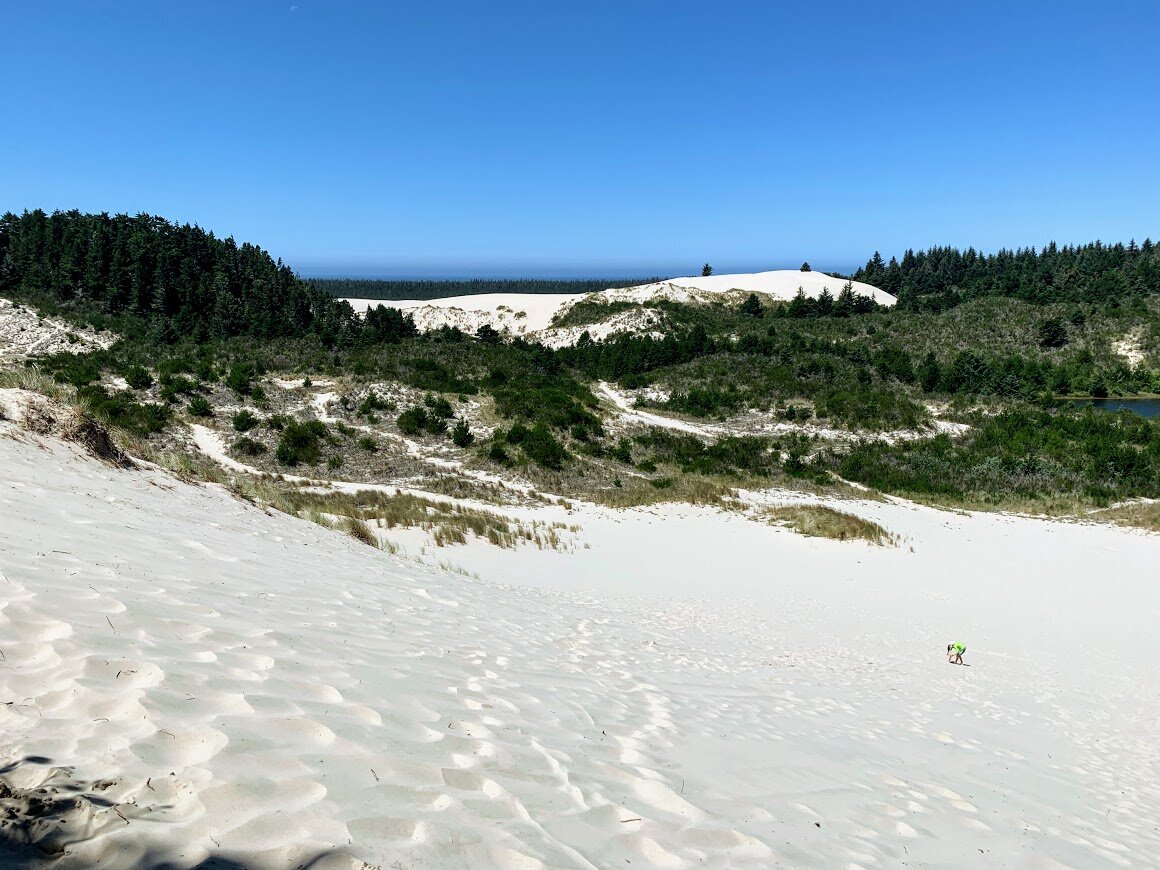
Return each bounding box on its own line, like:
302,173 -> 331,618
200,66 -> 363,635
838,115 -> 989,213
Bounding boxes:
918,352 -> 941,392
1037,317 -> 1068,348
739,293 -> 764,317
702,263 -> 713,276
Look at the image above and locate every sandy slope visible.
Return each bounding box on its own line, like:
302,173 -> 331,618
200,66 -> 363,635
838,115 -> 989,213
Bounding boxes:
2,424 -> 1159,868
0,298 -> 117,363
597,381 -> 970,442
339,270 -> 894,346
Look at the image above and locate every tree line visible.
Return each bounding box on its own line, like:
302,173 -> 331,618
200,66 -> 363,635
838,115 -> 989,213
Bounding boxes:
0,209 -> 367,342
853,240 -> 1160,309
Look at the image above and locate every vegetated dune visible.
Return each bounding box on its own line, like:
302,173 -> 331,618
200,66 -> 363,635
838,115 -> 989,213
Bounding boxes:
2,410 -> 1159,868
340,270 -> 894,346
0,298 -> 117,363
342,292 -> 584,335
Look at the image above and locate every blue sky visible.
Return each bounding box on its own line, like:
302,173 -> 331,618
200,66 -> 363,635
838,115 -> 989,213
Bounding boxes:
3,1 -> 1159,277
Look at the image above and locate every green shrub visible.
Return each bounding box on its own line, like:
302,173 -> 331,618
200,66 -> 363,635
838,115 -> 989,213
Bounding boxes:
124,365 -> 154,390
188,396 -> 213,418
159,374 -> 199,402
76,385 -> 171,436
359,391 -> 394,417
275,420 -> 328,466
232,436 -> 266,456
521,423 -> 568,470
357,435 -> 379,452
225,362 -> 256,396
609,437 -> 633,464
233,409 -> 259,432
424,394 -> 454,418
397,405 -> 447,437
37,352 -> 95,387
452,418 -> 474,447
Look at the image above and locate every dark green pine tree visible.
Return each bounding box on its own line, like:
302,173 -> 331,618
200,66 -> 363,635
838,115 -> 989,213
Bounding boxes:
739,293 -> 764,317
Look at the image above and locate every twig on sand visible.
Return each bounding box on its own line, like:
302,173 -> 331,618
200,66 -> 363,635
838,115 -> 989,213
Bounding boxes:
112,806 -> 130,825
370,768 -> 380,782
106,616 -> 116,633
621,818 -> 642,823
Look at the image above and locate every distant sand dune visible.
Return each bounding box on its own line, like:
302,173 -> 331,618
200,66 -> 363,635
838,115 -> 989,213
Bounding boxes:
340,269 -> 894,347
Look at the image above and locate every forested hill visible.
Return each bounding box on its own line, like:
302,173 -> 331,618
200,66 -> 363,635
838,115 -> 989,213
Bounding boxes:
853,240 -> 1160,310
0,209 -> 358,341
309,277 -> 667,301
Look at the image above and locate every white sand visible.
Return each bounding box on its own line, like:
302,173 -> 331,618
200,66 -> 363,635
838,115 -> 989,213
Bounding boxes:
339,270 -> 895,346
2,420 -> 1159,867
341,293 -> 584,336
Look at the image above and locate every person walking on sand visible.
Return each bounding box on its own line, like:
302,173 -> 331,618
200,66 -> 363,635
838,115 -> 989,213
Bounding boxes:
947,642 -> 966,665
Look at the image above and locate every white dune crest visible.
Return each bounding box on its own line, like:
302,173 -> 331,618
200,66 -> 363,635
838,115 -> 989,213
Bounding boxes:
339,270 -> 894,346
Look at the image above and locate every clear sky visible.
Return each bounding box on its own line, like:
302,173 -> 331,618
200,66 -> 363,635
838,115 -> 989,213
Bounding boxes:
4,1 -> 1159,277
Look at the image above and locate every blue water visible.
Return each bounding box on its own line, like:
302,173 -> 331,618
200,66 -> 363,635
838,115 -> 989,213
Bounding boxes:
1066,398 -> 1160,418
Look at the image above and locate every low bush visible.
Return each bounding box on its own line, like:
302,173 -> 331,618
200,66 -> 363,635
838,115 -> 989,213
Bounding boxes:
275,419 -> 328,466
451,418 -> 474,447
232,436 -> 266,456
521,423 -> 568,470
233,409 -> 259,432
124,365 -> 154,390
76,385 -> 171,436
397,405 -> 448,437
188,396 -> 213,418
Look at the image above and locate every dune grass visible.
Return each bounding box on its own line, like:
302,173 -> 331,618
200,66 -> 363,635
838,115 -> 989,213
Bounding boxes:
1085,501 -> 1160,533
587,474 -> 738,509
766,504 -> 894,545
227,479 -> 576,551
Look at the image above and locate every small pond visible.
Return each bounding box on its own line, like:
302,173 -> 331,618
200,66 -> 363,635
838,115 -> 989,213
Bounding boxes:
1065,398 -> 1160,418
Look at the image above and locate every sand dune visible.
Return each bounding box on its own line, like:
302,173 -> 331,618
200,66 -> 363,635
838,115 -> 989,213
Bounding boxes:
595,270 -> 895,306
2,422 -> 1159,867
339,270 -> 894,346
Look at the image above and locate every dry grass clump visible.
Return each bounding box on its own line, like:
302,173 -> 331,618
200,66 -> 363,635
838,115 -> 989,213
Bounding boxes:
1086,501 -> 1160,533
589,475 -> 738,509
0,381 -> 134,468
226,481 -> 575,551
766,504 -> 895,545
342,516 -> 381,548
418,474 -> 526,506
146,449 -> 236,486
0,366 -> 69,399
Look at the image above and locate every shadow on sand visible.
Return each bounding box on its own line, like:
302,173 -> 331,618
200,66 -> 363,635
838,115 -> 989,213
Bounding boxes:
0,756 -> 347,869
